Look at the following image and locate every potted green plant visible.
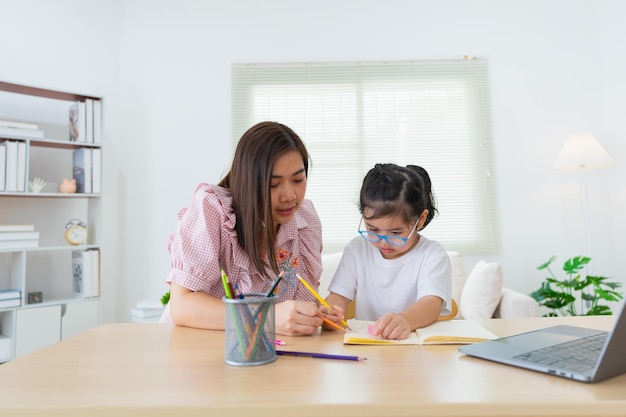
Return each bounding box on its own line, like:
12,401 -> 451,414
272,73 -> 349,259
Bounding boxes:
530,255 -> 623,317
161,290 -> 170,306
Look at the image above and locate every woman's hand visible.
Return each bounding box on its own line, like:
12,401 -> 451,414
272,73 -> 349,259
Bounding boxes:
275,300 -> 323,336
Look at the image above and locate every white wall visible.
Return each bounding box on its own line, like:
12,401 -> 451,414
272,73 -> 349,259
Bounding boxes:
1,0 -> 625,322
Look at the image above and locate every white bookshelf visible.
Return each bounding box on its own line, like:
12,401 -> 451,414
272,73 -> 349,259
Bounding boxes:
0,81 -> 103,362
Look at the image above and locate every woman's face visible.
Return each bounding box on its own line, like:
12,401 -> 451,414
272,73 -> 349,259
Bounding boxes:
270,150 -> 307,228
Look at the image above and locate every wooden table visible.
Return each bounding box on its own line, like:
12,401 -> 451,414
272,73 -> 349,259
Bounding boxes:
0,316 -> 624,417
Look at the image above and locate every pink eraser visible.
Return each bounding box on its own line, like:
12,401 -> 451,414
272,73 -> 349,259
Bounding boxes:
367,324 -> 377,336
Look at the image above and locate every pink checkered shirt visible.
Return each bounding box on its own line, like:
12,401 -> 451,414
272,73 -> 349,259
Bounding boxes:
160,183 -> 323,323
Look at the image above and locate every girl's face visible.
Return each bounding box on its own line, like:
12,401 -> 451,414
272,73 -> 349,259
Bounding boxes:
361,211 -> 425,260
270,150 -> 307,228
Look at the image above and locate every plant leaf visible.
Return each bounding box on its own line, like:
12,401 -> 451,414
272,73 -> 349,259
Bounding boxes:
563,256 -> 590,274
586,305 -> 612,315
533,255 -> 623,316
537,255 -> 557,271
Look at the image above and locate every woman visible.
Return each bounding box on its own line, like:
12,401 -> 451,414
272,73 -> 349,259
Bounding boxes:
160,121 -> 325,336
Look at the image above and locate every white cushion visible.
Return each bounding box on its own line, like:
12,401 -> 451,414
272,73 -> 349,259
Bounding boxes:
447,251 -> 467,318
493,288 -> 538,318
459,260 -> 503,319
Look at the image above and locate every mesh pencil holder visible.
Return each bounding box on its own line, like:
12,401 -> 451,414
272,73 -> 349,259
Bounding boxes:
223,293 -> 277,366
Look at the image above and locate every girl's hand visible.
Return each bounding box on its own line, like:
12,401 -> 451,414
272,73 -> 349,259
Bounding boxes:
319,304 -> 346,331
371,313 -> 412,340
275,300 -> 323,336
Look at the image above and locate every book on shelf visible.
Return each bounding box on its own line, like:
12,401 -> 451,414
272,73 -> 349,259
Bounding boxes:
0,142 -> 5,191
2,140 -> 28,192
0,119 -> 39,130
0,335 -> 11,361
130,306 -> 164,319
0,224 -> 35,232
136,298 -> 164,309
85,98 -> 94,143
343,319 -> 498,345
90,249 -> 100,297
0,231 -> 39,241
0,239 -> 38,249
3,140 -> 18,192
0,289 -> 21,301
69,101 -> 86,142
72,147 -> 92,193
16,141 -> 26,192
93,100 -> 102,143
0,126 -> 44,139
72,249 -> 99,298
73,250 -> 90,298
131,297 -> 164,318
0,298 -> 21,309
91,148 -> 102,193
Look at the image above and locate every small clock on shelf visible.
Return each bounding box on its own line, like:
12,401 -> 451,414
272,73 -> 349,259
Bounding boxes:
65,218 -> 88,245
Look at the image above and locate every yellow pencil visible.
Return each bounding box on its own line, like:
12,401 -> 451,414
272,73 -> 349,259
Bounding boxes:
297,274 -> 351,330
322,316 -> 346,333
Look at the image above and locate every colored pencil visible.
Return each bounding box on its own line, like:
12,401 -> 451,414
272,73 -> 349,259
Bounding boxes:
231,278 -> 273,354
221,268 -> 233,298
245,301 -> 271,361
221,268 -> 247,357
321,316 -> 347,333
264,271 -> 285,298
297,274 -> 351,330
276,350 -> 366,362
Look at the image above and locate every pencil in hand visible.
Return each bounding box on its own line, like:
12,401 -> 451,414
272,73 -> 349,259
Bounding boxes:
297,274 -> 351,330
321,316 -> 347,333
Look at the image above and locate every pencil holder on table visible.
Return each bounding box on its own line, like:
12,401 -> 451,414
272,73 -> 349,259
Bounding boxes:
223,293 -> 277,366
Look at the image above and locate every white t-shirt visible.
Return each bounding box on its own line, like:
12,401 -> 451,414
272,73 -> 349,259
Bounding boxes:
328,235 -> 452,321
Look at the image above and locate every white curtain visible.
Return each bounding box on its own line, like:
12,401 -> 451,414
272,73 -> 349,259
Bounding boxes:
232,59 -> 499,255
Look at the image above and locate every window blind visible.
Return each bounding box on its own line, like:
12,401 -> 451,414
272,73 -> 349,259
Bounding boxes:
232,59 -> 499,255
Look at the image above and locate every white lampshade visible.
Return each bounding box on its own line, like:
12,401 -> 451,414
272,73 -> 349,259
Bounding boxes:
553,133 -> 613,172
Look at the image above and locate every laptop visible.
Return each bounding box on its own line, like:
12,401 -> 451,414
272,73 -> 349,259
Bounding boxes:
459,300 -> 626,383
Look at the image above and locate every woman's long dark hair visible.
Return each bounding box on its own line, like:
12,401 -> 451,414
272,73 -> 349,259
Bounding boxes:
219,121 -> 309,278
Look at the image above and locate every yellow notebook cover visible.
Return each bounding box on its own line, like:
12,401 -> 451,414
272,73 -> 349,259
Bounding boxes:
343,319 -> 498,345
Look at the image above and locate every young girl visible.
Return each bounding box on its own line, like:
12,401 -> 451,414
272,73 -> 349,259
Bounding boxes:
323,164 -> 452,340
160,121 -> 325,336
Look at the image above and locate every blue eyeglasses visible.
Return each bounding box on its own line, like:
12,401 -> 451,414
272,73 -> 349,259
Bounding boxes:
357,217 -> 418,247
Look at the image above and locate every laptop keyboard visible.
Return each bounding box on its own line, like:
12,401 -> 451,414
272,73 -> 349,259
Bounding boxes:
513,333 -> 608,372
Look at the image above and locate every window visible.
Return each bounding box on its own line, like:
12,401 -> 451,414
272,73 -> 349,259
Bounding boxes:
232,59 -> 499,255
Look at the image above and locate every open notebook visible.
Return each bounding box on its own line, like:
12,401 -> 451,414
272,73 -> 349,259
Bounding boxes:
344,319 -> 497,345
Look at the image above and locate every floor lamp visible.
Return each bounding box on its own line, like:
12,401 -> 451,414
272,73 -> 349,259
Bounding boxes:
553,133 -> 613,273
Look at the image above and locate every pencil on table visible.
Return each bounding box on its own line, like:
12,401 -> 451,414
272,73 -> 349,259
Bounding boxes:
276,350 -> 366,361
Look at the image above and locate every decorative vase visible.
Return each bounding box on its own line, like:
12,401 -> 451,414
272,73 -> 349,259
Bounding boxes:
59,178 -> 77,194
